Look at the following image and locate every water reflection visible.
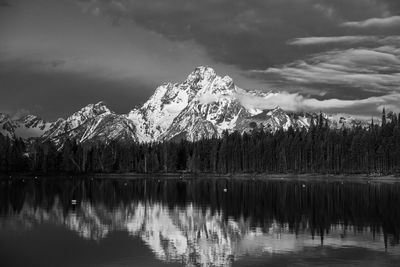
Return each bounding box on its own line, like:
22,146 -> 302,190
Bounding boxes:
1,178 -> 400,266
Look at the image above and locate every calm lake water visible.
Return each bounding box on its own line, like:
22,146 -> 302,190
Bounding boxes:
0,177 -> 400,266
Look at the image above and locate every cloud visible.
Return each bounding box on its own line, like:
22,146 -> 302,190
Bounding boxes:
342,16 -> 400,28
76,0 -> 372,69
237,91 -> 400,115
49,59 -> 66,68
0,1 -> 10,8
254,46 -> 400,94
313,0 -> 391,21
0,1 -> 229,84
11,109 -> 31,120
195,88 -> 400,116
74,0 -> 400,71
0,0 -> 275,120
198,93 -> 224,105
2,0 -> 400,119
288,36 -> 400,46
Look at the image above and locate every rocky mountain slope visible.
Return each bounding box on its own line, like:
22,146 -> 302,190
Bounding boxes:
1,66 -> 371,145
41,102 -> 138,145
0,113 -> 53,140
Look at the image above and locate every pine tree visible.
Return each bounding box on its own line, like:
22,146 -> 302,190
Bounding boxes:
382,108 -> 386,127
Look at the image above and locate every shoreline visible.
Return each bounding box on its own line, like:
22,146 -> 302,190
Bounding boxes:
1,172 -> 400,183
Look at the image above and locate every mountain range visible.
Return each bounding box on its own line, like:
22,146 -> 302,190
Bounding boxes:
0,66 -> 370,145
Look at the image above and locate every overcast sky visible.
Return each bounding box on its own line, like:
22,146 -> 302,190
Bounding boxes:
1,0 -> 400,120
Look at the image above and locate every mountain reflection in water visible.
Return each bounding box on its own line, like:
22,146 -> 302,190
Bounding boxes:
0,178 -> 400,266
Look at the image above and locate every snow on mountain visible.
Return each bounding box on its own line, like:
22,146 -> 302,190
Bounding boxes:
127,82 -> 191,142
1,66 -> 375,144
159,67 -> 251,141
42,102 -> 110,144
235,108 -> 314,134
0,114 -> 14,138
0,113 -> 52,140
43,102 -> 138,145
127,66 -> 221,142
326,113 -> 371,129
152,67 -> 323,141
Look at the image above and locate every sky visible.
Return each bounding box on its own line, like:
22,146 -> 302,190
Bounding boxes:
0,0 -> 400,120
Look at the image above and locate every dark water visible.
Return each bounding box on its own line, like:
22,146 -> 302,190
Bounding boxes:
1,177 -> 400,267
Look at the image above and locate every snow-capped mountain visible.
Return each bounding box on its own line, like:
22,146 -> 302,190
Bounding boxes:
0,113 -> 53,140
157,68 -> 250,141
42,102 -> 138,145
1,66 -> 372,144
235,107 -> 313,134
126,67 -> 248,142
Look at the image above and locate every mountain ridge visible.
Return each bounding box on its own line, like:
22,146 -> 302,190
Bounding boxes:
0,66 -> 371,145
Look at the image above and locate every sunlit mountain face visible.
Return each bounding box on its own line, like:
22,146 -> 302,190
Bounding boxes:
1,178 -> 400,266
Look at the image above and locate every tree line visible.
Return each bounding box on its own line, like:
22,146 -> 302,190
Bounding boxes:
1,109 -> 400,175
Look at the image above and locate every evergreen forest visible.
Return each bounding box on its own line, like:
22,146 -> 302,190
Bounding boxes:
1,110 -> 400,175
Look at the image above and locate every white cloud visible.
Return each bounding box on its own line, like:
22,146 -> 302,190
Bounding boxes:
313,4 -> 336,19
342,16 -> 400,28
198,92 -> 226,105
288,36 -> 400,46
288,36 -> 378,45
254,47 -> 400,93
236,91 -> 400,115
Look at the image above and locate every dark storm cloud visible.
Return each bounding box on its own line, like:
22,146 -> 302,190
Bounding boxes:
382,0 -> 400,10
0,1 -> 10,8
79,0 -> 334,69
0,60 -> 153,121
1,0 -> 270,120
78,0 -> 399,70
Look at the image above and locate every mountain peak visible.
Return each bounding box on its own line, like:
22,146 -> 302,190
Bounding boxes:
92,101 -> 109,110
58,101 -> 112,132
78,101 -> 111,116
185,66 -> 217,85
194,66 -> 216,76
272,106 -> 284,112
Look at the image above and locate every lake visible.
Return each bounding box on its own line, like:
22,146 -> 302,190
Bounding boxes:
0,177 -> 400,266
